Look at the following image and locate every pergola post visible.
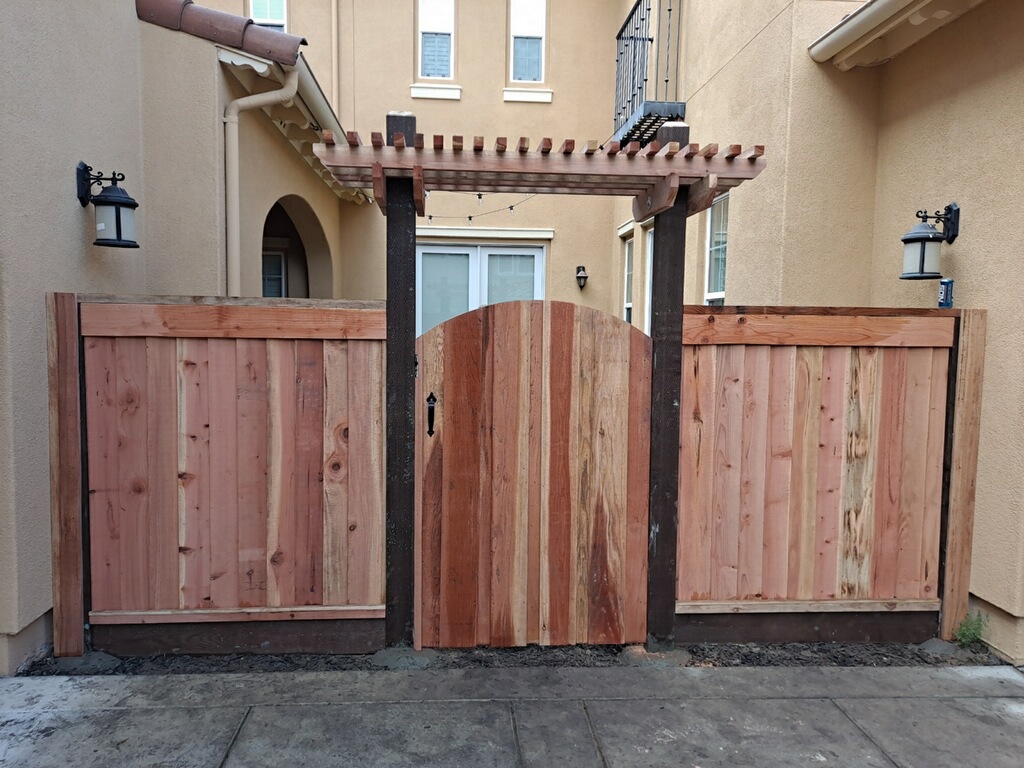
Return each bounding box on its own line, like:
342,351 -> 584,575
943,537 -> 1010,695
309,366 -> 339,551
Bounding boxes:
385,111 -> 417,646
646,121 -> 690,648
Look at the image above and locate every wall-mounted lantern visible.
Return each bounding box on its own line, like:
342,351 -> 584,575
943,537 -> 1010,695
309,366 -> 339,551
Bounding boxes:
900,202 -> 959,280
576,265 -> 589,290
76,162 -> 139,248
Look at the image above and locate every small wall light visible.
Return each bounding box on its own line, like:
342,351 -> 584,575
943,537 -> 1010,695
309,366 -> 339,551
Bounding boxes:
576,265 -> 589,290
76,162 -> 139,248
900,202 -> 959,280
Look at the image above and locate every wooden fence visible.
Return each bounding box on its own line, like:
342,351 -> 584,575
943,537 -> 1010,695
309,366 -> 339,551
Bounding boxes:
676,308 -> 985,640
49,297 -> 984,654
49,295 -> 387,654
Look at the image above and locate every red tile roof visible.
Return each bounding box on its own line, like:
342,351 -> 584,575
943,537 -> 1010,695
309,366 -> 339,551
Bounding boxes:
136,0 -> 307,66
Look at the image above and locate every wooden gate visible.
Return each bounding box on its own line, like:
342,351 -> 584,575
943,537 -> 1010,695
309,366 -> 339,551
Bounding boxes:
414,301 -> 652,648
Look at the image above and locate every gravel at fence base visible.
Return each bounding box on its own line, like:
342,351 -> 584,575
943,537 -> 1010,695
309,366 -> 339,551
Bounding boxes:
17,640 -> 1003,676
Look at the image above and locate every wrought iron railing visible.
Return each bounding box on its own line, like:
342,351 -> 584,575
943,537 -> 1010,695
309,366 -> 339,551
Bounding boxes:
614,0 -> 682,135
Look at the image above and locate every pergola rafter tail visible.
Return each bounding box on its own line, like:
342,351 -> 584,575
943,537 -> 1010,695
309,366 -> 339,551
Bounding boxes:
313,130 -> 766,218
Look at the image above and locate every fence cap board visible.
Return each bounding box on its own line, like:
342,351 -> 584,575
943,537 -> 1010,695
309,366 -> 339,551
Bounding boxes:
80,303 -> 387,340
683,313 -> 956,348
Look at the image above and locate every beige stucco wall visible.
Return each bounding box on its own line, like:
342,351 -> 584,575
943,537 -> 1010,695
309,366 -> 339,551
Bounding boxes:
678,0 -> 875,307
0,0 -> 148,672
865,0 -> 1024,656
334,0 -> 626,315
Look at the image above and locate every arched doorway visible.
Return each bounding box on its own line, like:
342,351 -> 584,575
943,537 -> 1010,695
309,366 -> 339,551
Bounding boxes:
261,195 -> 333,298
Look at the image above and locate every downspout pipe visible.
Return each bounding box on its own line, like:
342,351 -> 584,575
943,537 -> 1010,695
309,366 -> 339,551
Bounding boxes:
223,67 -> 299,297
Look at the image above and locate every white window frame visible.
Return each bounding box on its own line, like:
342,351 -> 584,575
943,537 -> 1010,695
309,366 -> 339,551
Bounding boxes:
418,0 -> 455,81
623,236 -> 634,324
644,226 -> 655,334
262,249 -> 288,298
415,243 -> 546,334
509,0 -> 546,83
704,194 -> 728,306
250,0 -> 286,31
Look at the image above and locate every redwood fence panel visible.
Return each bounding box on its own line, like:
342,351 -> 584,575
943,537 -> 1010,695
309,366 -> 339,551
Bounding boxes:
676,309 -> 983,631
77,298 -> 387,628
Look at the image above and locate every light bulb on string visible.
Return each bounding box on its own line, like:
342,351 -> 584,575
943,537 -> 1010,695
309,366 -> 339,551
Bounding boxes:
509,205 -> 515,217
477,193 -> 483,207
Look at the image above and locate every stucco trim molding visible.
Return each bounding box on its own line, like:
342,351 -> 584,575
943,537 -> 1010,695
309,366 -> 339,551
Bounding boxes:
416,226 -> 554,241
410,83 -> 463,100
808,0 -> 987,71
502,87 -> 553,104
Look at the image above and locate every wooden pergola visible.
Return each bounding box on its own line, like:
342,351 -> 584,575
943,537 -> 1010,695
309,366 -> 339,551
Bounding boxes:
314,116 -> 767,646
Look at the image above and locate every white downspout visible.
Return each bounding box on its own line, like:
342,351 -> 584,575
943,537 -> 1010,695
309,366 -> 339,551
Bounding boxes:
223,68 -> 299,297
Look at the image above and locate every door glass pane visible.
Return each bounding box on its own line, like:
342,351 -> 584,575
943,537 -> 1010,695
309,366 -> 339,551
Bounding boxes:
421,32 -> 452,78
262,253 -> 285,297
487,252 -> 535,304
421,251 -> 469,331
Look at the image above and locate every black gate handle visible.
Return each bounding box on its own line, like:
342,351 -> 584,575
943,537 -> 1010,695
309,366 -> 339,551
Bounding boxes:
426,393 -> 437,436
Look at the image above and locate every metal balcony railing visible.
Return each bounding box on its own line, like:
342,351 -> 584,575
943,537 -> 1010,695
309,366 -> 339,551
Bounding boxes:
613,0 -> 684,147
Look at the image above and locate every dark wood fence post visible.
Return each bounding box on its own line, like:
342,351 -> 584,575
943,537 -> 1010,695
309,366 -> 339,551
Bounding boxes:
646,121 -> 689,648
385,112 -> 418,646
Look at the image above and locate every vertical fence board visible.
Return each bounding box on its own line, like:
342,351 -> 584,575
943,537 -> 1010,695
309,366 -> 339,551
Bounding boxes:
872,348 -> 907,599
574,305 -> 595,643
178,339 -> 211,610
207,339 -> 240,610
625,327 -> 652,643
941,310 -> 986,639
895,348 -> 932,598
475,307 -> 494,647
322,340 -> 350,606
418,328 -> 445,648
266,340 -> 297,607
711,345 -> 744,600
439,311 -> 483,647
235,339 -> 269,608
738,346 -> 769,599
293,341 -> 325,606
490,302 -> 524,646
526,302 -> 544,645
114,338 -> 151,611
838,347 -> 879,599
85,338 -> 121,612
146,339 -> 180,610
678,345 -> 716,600
813,347 -> 846,599
761,346 -> 794,599
789,347 -> 822,600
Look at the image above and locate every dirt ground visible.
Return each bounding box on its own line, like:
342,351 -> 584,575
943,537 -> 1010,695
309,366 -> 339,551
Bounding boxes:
19,640 -> 1003,676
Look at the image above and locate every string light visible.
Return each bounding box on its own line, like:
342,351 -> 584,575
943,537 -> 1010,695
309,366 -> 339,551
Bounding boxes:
476,193 -> 483,207
422,194 -> 538,224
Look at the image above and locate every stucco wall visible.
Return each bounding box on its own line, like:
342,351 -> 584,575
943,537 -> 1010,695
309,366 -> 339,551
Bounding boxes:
678,0 -> 874,308
140,25 -> 226,296
866,0 -> 1024,642
0,0 -> 147,670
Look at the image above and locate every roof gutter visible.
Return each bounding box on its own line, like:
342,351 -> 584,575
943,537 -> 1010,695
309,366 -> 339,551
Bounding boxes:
808,0 -> 917,62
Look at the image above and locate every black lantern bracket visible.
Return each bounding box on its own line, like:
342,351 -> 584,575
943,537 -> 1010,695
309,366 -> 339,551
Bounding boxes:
576,265 -> 589,290
76,162 -> 126,207
915,202 -> 960,244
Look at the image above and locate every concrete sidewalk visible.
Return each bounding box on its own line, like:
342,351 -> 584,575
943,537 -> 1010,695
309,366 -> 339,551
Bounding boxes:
2,665 -> 1023,767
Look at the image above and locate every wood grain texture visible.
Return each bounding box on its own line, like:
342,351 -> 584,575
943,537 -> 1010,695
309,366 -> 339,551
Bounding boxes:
73,306 -> 387,640
683,314 -> 955,347
80,303 -> 386,340
941,311 -> 986,639
416,301 -> 650,647
90,606 -> 384,624
679,314 -> 953,616
48,293 -> 85,656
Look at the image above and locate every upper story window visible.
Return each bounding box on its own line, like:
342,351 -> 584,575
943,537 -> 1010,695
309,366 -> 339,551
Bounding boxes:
705,194 -> 728,306
250,0 -> 286,32
510,0 -> 546,82
419,0 -> 455,79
